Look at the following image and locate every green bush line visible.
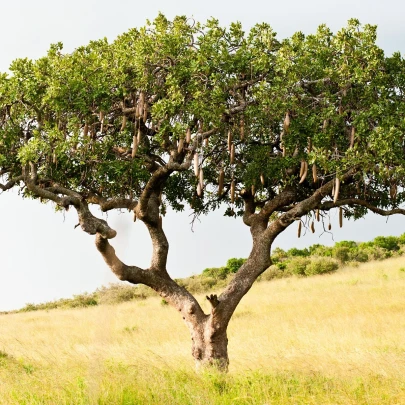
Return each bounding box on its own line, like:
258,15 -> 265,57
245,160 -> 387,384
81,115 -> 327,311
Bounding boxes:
3,234 -> 405,314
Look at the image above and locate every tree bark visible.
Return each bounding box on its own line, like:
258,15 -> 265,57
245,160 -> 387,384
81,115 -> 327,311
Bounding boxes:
190,315 -> 229,371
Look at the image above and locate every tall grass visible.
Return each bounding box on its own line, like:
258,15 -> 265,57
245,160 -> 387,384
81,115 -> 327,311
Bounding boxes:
1,257 -> 405,404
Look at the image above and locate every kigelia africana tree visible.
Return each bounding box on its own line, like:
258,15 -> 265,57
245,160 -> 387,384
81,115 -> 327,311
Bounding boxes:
1,15 -> 405,369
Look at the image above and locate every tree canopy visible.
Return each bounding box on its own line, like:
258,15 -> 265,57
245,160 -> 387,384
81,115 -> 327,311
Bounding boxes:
1,15 -> 405,368
1,15 -> 404,226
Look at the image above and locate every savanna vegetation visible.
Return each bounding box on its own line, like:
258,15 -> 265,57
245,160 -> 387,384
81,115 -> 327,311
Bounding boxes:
1,257 -> 405,404
3,233 -> 405,314
1,14 -> 405,368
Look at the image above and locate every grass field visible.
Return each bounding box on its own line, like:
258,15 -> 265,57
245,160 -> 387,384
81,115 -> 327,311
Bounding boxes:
1,257 -> 405,404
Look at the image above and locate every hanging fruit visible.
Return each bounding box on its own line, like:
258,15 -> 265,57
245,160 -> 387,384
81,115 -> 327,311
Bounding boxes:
143,101 -> 148,122
390,183 -> 397,200
199,167 -> 204,190
218,168 -> 224,196
260,173 -> 265,186
312,164 -> 318,183
139,91 -> 145,118
297,221 -> 302,238
227,130 -> 232,151
230,178 -> 235,204
121,115 -> 127,131
339,207 -> 343,228
197,182 -> 202,197
349,127 -> 355,148
334,178 -> 340,203
240,118 -> 245,142
194,153 -> 199,177
230,143 -> 235,164
178,138 -> 184,153
132,136 -> 138,158
299,161 -> 308,184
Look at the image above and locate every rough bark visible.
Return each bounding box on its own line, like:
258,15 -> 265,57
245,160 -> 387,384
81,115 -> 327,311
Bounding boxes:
191,313 -> 229,371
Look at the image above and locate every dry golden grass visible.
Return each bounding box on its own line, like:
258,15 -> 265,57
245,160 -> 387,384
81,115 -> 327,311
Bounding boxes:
0,257 -> 405,404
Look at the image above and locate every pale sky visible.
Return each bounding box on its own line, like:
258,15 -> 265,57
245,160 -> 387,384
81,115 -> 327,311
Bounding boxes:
1,0 -> 405,311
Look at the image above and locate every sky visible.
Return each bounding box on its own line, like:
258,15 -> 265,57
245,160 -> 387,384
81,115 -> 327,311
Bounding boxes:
1,0 -> 405,311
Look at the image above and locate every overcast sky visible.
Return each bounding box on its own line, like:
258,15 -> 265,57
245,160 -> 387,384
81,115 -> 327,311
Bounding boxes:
1,0 -> 404,311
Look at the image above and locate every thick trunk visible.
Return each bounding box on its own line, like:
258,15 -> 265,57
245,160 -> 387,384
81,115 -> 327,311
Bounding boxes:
190,316 -> 229,371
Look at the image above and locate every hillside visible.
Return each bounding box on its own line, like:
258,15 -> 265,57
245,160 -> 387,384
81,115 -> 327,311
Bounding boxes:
0,257 -> 404,404
3,234 -> 405,314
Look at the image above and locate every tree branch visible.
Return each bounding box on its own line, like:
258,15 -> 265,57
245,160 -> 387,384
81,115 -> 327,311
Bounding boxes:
23,164 -> 117,239
0,175 -> 24,191
87,195 -> 138,212
258,187 -> 298,222
320,198 -> 405,216
95,234 -> 145,282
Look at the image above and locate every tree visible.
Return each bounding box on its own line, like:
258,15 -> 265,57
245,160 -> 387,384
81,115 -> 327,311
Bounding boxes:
1,15 -> 405,370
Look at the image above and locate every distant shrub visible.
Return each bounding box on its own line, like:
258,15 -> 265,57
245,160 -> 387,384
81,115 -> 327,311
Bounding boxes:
287,247 -> 310,257
276,262 -> 287,270
271,247 -> 288,263
225,258 -> 246,273
304,257 -> 339,276
97,284 -> 146,305
332,247 -> 351,263
284,257 -> 311,276
334,240 -> 358,249
20,303 -> 39,312
260,265 -> 285,281
202,267 -> 229,280
373,236 -> 400,251
68,294 -> 98,308
351,250 -> 369,263
398,233 -> 405,245
182,275 -> 218,294
309,244 -> 333,257
362,246 -> 391,261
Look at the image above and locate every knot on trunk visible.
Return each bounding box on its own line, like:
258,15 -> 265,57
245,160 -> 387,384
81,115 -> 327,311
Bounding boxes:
206,294 -> 220,308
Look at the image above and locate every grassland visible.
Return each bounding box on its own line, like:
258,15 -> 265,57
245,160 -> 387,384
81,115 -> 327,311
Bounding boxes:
0,257 -> 405,404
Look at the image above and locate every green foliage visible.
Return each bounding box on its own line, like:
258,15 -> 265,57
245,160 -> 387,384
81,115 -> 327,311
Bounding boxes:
96,284 -> 147,305
225,258 -> 246,273
333,247 -> 351,263
202,267 -> 229,280
287,247 -> 310,257
202,258 -> 246,280
397,233 -> 405,245
284,257 -> 311,276
0,16 -> 404,221
260,265 -> 285,281
373,236 -> 400,251
304,257 -> 339,276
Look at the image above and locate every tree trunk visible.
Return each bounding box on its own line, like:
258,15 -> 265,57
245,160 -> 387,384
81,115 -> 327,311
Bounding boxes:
190,316 -> 229,371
